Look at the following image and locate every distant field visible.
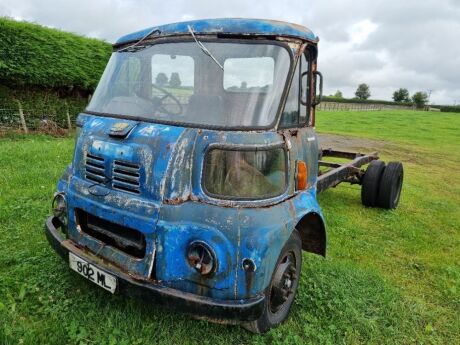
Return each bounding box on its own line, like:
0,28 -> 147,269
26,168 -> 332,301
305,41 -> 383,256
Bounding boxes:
0,110 -> 459,344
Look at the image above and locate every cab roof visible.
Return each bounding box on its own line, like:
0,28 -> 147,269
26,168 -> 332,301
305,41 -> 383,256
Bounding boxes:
115,18 -> 318,45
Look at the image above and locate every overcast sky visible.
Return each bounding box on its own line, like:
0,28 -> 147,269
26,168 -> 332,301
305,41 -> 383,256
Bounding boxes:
1,0 -> 459,104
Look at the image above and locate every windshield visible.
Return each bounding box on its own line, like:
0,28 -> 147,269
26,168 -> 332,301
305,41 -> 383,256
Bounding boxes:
86,40 -> 291,128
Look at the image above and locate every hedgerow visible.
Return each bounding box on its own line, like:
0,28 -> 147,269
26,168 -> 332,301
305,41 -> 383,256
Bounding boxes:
0,17 -> 111,91
0,18 -> 112,128
437,105 -> 460,113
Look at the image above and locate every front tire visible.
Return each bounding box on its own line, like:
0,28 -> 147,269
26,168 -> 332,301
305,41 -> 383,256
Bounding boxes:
243,230 -> 302,334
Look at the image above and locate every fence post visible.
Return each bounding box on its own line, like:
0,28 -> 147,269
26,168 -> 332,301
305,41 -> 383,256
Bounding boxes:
65,102 -> 72,131
16,100 -> 28,134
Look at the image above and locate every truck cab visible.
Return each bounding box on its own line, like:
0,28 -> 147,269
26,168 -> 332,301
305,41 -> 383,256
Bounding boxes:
46,18 -> 403,333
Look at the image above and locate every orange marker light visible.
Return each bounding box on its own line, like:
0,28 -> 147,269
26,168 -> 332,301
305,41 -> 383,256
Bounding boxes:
297,161 -> 308,190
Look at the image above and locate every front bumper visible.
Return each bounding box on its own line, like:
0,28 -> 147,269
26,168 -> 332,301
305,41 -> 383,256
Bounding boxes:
44,216 -> 265,322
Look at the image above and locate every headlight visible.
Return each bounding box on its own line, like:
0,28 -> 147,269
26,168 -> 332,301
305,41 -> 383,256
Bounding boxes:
203,147 -> 287,199
187,241 -> 216,276
52,193 -> 67,225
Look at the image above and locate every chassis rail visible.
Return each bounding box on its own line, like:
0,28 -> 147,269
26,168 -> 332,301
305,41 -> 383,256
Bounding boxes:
317,149 -> 378,194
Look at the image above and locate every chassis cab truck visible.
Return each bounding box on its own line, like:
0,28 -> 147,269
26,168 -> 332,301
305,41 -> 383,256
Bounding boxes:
46,18 -> 403,333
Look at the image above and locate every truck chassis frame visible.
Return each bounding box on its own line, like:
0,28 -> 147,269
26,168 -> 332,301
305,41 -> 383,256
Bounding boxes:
317,149 -> 379,194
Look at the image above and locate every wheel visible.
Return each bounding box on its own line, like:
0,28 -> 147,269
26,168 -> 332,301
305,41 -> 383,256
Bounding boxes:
243,230 -> 302,334
361,160 -> 386,207
377,161 -> 403,209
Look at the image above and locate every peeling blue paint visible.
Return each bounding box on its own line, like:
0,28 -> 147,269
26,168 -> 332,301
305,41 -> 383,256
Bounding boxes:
58,112 -> 324,299
116,18 -> 318,45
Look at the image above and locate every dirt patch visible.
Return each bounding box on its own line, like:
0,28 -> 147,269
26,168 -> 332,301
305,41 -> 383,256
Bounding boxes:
318,133 -> 438,167
318,133 -> 386,152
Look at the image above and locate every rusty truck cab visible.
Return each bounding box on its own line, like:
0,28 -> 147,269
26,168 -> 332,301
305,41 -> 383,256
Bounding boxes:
45,18 -> 327,333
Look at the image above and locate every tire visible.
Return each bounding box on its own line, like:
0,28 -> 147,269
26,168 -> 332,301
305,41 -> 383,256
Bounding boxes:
361,160 -> 386,207
377,161 -> 404,209
243,230 -> 302,334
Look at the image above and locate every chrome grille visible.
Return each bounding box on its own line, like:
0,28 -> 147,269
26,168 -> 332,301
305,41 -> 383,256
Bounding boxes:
112,160 -> 140,194
85,153 -> 106,183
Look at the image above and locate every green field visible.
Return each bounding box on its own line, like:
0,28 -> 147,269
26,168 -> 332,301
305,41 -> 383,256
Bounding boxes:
0,110 -> 459,344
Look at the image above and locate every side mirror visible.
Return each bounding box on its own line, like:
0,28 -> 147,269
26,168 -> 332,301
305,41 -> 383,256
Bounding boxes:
313,71 -> 323,106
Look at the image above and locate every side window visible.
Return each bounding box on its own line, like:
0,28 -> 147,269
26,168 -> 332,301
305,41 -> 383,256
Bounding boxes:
204,148 -> 287,199
279,60 -> 300,127
300,51 -> 310,124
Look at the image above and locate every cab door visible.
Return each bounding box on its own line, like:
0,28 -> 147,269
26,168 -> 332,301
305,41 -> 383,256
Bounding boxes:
278,47 -> 318,190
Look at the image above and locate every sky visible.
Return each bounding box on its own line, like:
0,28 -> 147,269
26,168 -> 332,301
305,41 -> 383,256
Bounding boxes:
1,0 -> 459,105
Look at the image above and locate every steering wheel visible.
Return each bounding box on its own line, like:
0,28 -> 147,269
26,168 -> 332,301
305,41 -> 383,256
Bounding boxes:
151,84 -> 183,116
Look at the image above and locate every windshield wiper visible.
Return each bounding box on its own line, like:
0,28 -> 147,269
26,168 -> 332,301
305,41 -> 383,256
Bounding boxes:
187,25 -> 224,71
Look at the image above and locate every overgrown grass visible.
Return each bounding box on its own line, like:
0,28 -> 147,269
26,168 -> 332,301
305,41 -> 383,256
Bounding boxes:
0,110 -> 459,344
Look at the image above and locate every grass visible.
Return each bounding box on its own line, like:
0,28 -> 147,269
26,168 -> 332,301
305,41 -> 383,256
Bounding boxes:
0,110 -> 459,344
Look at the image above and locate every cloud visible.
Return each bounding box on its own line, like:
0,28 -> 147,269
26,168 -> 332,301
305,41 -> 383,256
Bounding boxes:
0,0 -> 458,104
348,20 -> 378,45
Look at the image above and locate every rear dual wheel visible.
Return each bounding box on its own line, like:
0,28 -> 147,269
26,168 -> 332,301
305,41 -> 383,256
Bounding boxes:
361,161 -> 404,209
377,162 -> 404,209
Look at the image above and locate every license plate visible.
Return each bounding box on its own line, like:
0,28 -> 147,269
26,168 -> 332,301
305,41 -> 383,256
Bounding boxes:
69,252 -> 117,293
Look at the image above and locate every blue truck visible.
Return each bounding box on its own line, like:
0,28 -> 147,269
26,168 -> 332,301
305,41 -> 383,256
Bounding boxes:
45,18 -> 403,333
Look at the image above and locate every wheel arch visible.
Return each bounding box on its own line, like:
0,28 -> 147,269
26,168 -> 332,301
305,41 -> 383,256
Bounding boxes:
295,211 -> 326,256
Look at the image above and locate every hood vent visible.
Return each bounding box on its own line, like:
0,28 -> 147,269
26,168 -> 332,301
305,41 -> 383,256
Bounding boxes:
112,160 -> 140,194
85,153 -> 106,183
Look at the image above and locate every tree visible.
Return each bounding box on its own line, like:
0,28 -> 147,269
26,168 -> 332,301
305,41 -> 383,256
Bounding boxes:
334,90 -> 343,98
412,91 -> 429,109
393,88 -> 410,103
155,72 -> 168,87
355,83 -> 371,100
169,72 -> 182,88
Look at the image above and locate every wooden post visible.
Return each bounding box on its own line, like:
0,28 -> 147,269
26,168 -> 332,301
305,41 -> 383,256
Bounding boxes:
16,100 -> 28,133
65,102 -> 72,131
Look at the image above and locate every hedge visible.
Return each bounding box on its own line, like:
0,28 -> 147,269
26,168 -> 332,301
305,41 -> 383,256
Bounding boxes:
432,105 -> 460,113
0,17 -> 112,92
322,96 -> 413,107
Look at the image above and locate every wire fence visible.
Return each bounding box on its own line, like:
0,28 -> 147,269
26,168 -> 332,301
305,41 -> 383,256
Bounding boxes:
0,91 -> 194,135
0,105 -> 76,135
